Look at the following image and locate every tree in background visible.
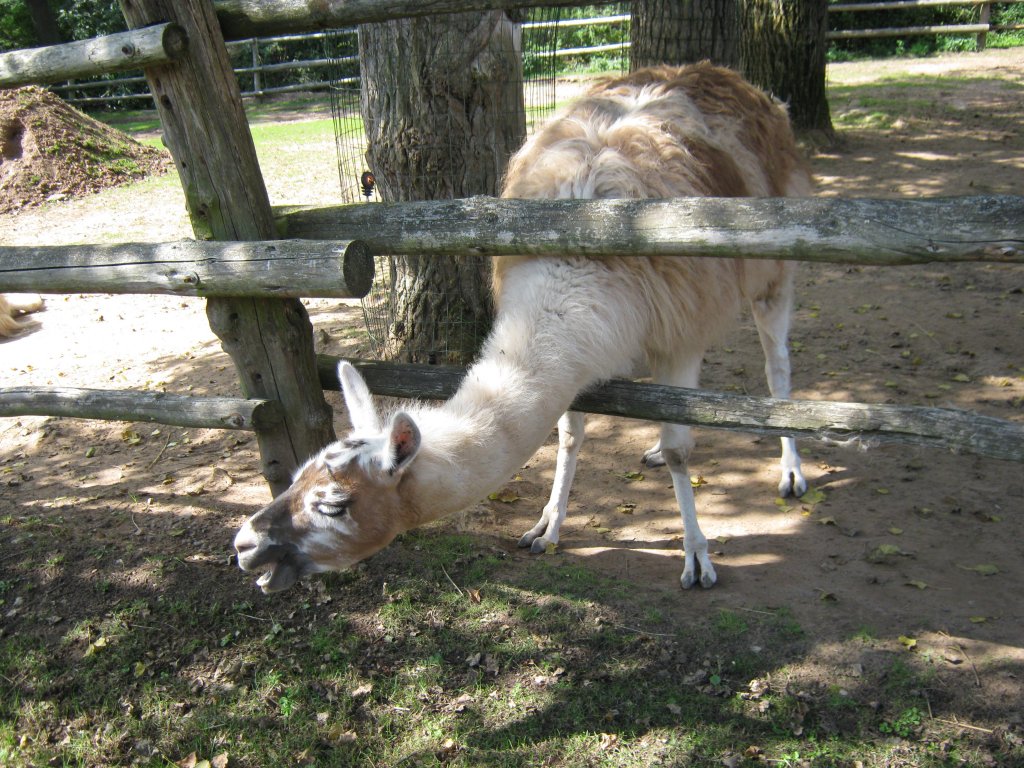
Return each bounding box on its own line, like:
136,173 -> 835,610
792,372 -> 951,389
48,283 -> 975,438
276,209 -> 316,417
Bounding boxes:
630,0 -> 740,69
628,0 -> 833,141
1,0 -> 124,51
25,0 -> 61,46
359,12 -> 526,363
740,0 -> 835,140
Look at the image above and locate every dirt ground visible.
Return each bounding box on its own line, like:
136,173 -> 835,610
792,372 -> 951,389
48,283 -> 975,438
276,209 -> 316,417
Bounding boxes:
0,87 -> 168,215
2,49 -> 1023,730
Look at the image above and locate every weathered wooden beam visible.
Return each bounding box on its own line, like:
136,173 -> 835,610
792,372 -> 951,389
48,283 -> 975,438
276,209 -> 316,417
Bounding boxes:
280,195 -> 1024,266
213,0 -> 590,38
0,239 -> 373,298
119,0 -> 336,495
316,357 -> 1024,464
0,387 -> 278,431
828,24 -> 990,40
830,0 -> 989,11
0,23 -> 187,88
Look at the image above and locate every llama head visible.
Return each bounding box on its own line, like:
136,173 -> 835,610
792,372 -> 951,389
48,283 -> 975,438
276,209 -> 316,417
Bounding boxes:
233,362 -> 421,593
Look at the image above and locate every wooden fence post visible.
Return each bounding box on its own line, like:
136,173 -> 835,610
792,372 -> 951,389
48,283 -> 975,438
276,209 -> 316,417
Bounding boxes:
117,0 -> 336,495
978,2 -> 991,50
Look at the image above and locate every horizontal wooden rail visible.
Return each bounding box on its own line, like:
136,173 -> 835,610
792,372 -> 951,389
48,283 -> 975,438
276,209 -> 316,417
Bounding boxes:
0,239 -> 373,298
280,195 -> 1024,266
213,0 -> 595,38
0,387 -> 279,431
828,23 -> 989,39
318,357 -> 1024,463
0,23 -> 187,88
830,0 -> 989,11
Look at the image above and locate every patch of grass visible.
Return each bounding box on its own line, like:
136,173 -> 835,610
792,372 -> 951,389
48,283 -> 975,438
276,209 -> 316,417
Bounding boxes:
1,530 -> 1018,767
247,117 -> 338,145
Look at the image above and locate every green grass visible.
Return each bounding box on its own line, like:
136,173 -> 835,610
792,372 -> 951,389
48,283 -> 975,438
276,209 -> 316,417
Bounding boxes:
2,529 -> 1016,767
828,74 -> 1024,131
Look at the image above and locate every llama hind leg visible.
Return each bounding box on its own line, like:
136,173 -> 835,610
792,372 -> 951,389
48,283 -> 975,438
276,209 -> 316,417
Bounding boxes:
751,282 -> 807,498
519,411 -> 585,554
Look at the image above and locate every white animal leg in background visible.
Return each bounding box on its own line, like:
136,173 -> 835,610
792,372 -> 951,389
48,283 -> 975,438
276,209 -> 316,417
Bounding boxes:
651,356 -> 716,588
750,282 -> 808,498
641,438 -> 665,468
519,411 -> 585,553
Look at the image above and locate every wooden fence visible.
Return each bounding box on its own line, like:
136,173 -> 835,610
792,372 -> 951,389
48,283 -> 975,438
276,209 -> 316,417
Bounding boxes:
1,0 -> 1023,501
6,0 -> 1020,108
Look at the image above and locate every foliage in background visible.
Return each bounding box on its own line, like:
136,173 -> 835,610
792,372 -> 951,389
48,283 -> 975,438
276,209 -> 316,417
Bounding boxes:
828,0 -> 1024,59
0,0 -> 35,51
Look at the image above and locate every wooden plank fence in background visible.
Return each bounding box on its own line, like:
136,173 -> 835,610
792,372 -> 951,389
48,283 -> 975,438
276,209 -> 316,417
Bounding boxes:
5,0 -> 1018,107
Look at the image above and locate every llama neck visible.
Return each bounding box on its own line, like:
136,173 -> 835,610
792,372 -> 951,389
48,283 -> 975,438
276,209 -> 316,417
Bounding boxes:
400,353 -> 580,525
400,298 -> 620,524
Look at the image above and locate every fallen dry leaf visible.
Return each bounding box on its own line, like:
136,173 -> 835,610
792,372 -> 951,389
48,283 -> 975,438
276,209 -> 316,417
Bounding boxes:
598,733 -> 618,751
351,682 -> 373,698
957,563 -> 1000,576
487,488 -> 520,503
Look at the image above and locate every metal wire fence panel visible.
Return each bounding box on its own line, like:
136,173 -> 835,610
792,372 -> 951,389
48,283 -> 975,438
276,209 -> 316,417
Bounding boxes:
326,5 -> 629,363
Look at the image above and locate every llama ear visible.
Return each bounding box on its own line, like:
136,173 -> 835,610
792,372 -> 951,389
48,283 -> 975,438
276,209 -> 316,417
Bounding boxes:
386,412 -> 421,474
338,361 -> 380,433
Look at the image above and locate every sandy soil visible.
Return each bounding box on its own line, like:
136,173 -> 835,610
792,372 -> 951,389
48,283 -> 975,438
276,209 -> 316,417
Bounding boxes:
2,49 -> 1023,722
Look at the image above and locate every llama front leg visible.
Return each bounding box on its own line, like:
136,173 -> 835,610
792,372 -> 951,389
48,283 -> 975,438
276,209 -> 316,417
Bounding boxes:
751,285 -> 807,498
659,423 -> 716,589
519,411 -> 585,554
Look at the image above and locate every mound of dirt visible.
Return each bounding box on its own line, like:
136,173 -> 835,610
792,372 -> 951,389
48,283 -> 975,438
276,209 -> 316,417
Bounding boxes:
0,86 -> 169,214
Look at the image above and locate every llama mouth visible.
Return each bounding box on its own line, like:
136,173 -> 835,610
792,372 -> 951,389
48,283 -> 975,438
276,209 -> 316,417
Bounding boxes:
255,561 -> 298,593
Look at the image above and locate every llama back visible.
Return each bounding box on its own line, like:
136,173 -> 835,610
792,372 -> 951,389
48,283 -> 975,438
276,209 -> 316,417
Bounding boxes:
494,63 -> 810,358
501,62 -> 810,202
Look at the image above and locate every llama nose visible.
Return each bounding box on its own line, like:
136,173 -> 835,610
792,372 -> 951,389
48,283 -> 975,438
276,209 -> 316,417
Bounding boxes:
233,523 -> 259,559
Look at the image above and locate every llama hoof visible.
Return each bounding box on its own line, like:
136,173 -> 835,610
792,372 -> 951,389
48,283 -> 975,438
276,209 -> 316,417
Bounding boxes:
681,569 -> 696,589
778,471 -> 808,499
529,537 -> 555,554
681,560 -> 717,589
642,448 -> 666,468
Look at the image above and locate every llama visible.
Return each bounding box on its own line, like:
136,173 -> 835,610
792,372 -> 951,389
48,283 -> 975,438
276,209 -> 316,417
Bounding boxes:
0,294 -> 44,338
234,63 -> 810,594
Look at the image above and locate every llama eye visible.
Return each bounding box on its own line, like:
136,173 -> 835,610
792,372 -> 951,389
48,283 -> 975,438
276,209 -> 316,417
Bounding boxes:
317,501 -> 349,517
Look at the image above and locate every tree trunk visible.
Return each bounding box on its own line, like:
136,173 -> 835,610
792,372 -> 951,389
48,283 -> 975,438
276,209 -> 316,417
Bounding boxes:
359,11 -> 525,364
26,0 -> 62,46
740,0 -> 835,140
630,0 -> 740,69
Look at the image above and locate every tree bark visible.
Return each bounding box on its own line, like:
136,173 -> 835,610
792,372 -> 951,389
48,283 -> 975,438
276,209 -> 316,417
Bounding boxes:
358,11 -> 525,364
26,0 -> 62,46
630,0 -> 740,69
740,0 -> 835,140
278,195 -> 1024,266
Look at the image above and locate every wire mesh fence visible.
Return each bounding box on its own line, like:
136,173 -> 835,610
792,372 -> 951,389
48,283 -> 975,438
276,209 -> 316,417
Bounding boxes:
325,4 -> 629,363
